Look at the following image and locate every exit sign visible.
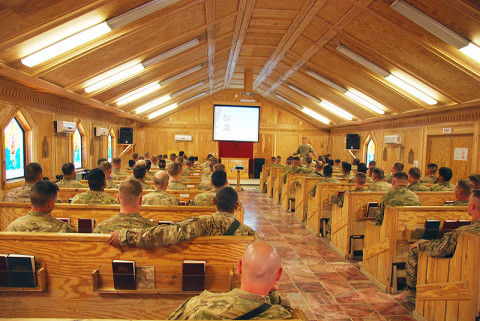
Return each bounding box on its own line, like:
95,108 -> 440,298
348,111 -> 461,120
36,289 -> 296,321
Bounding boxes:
443,128 -> 452,134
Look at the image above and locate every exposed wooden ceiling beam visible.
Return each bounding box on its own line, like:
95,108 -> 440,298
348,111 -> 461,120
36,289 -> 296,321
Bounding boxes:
205,0 -> 215,94
223,0 -> 256,89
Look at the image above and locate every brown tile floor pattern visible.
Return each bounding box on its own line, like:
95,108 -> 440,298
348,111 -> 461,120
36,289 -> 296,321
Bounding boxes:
239,191 -> 415,321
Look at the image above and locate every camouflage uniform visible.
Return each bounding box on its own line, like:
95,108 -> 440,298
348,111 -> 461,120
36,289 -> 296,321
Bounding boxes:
168,288 -> 291,320
145,171 -> 155,182
367,180 -> 393,192
112,168 -> 128,179
407,181 -> 430,192
5,210 -> 76,233
2,184 -> 34,203
376,185 -> 421,224
348,176 -> 373,184
138,179 -> 155,191
167,180 -> 189,191
294,144 -> 315,160
93,212 -> 156,234
283,166 -> 302,183
202,171 -> 212,179
118,211 -> 256,248
443,200 -> 469,206
310,177 -> 340,197
300,164 -> 315,174
181,168 -> 193,176
56,178 -> 86,188
105,178 -> 118,189
198,178 -> 213,191
71,190 -> 119,205
384,173 -> 394,184
406,220 -> 480,300
189,190 -> 216,206
336,187 -> 366,208
420,175 -> 438,184
142,190 -> 179,206
341,173 -> 354,180
179,176 -> 191,184
430,181 -> 455,191
307,171 -> 324,178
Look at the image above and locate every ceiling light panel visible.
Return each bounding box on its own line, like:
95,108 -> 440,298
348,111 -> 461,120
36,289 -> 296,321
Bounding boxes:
116,82 -> 161,106
147,91 -> 207,119
135,95 -> 171,114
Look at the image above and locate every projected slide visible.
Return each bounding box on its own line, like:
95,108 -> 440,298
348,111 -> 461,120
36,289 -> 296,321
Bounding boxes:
213,105 -> 260,142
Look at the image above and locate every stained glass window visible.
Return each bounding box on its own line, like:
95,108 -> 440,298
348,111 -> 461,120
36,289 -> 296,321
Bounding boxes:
366,138 -> 375,165
73,128 -> 82,169
4,118 -> 25,180
107,134 -> 112,162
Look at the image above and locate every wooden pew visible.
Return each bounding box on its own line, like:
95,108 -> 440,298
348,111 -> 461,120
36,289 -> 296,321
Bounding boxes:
280,173 -> 307,212
0,233 -> 254,319
361,206 -> 470,294
0,203 -> 245,231
80,179 -> 201,189
259,164 -> 270,193
331,191 -> 457,259
272,168 -> 286,203
294,177 -> 324,222
266,167 -> 282,198
414,232 -> 480,321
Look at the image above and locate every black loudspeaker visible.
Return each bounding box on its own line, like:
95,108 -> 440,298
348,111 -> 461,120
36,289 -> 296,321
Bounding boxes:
346,134 -> 360,150
119,127 -> 133,144
254,158 -> 265,179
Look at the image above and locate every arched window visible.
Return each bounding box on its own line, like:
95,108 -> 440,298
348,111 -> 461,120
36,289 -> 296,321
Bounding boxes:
366,138 -> 375,165
4,118 -> 25,180
107,134 -> 113,162
73,128 -> 82,169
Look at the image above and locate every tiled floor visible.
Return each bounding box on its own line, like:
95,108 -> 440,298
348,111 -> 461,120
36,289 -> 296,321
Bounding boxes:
239,191 -> 415,321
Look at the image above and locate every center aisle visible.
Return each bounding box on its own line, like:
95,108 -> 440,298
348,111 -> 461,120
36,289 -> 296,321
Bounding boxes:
238,191 -> 414,321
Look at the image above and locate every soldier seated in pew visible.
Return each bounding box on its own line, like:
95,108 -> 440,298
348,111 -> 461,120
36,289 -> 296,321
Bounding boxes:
190,170 -> 228,206
112,157 -> 128,179
5,181 -> 76,233
99,161 -> 118,189
201,153 -> 213,168
108,186 -> 256,248
71,168 -> 119,205
376,171 -> 420,225
430,167 -> 455,191
367,168 -> 393,192
385,161 -> 404,184
340,162 -> 354,180
168,241 -> 292,320
3,162 -> 44,203
142,171 -> 180,206
132,164 -> 155,191
420,163 -> 438,184
199,158 -> 218,185
310,165 -> 339,197
368,160 -> 376,168
300,156 -> 315,174
468,174 -> 480,189
269,156 -> 276,165
126,159 -> 136,170
158,159 -> 167,171
198,163 -> 225,191
145,159 -> 155,181
333,159 -> 341,170
406,189 -> 480,304
307,160 -> 324,178
407,167 -> 430,192
56,162 -> 86,188
151,155 -> 159,169
349,163 -> 372,183
272,156 -> 284,168
282,157 -> 302,183
181,159 -> 194,176
351,157 -> 360,171
444,179 -> 472,206
94,179 -> 156,234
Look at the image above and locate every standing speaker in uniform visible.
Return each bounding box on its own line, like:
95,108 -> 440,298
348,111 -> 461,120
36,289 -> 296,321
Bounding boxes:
119,128 -> 133,144
346,134 -> 360,150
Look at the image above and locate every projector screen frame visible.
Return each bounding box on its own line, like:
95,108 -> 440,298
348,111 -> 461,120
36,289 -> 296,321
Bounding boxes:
212,102 -> 261,143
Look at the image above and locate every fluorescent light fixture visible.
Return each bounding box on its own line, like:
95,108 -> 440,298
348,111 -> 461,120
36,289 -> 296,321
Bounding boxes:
170,81 -> 205,98
160,64 -> 203,86
21,22 -> 111,67
85,63 -> 144,93
306,70 -> 347,93
288,84 -> 321,103
302,108 -> 330,125
179,91 -> 207,105
135,95 -> 171,114
345,90 -> 385,114
336,44 -> 437,105
147,103 -> 178,119
273,93 -> 302,110
143,39 -> 200,67
460,43 -> 480,62
116,82 -> 161,106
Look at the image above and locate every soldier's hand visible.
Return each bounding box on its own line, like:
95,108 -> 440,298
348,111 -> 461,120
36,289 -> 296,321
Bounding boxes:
108,231 -> 121,248
410,242 -> 419,249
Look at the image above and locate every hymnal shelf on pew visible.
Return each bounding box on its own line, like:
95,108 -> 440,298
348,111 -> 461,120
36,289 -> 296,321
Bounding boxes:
78,218 -> 95,233
112,260 -> 136,290
7,254 -> 36,287
366,202 -> 378,218
182,260 -> 206,291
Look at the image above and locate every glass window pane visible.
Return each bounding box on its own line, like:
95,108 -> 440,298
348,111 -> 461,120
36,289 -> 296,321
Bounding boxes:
108,134 -> 112,162
4,118 -> 25,180
73,128 -> 82,169
366,139 -> 375,165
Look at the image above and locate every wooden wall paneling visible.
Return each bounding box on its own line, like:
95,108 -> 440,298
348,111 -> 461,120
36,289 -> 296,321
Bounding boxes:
451,134 -> 474,183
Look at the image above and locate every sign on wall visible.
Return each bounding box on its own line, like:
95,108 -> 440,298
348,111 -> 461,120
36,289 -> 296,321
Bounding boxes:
453,148 -> 468,161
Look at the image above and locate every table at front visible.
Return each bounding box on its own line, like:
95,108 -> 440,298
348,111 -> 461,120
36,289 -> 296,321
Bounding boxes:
221,158 -> 250,179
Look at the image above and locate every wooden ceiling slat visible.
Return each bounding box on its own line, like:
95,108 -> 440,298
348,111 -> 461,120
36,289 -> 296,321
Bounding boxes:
206,0 -> 215,94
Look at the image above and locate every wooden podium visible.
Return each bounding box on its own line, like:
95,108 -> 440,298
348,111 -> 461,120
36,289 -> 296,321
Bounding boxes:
221,158 -> 250,179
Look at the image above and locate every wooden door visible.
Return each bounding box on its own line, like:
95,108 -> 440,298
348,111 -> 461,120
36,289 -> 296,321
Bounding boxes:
426,135 -> 473,182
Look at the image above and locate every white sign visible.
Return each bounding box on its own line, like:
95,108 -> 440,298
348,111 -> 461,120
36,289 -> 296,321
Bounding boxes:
443,128 -> 452,134
454,148 -> 468,161
413,160 -> 419,168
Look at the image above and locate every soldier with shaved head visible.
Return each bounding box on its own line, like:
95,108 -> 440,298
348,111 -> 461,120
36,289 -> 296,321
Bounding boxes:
142,171 -> 179,206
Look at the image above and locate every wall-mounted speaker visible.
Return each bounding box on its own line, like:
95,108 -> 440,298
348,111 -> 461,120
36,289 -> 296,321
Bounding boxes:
119,127 -> 133,144
346,134 -> 360,150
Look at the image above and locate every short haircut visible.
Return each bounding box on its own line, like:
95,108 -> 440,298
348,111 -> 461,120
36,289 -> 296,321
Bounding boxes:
133,165 -> 147,179
276,156 -> 282,159
393,171 -> 409,181
132,153 -> 139,159
302,136 -> 307,140
175,156 -> 183,164
324,165 -> 333,176
188,156 -> 195,162
185,160 -> 192,166
468,174 -> 480,187
168,162 -> 181,176
354,172 -> 367,185
212,170 -> 227,188
30,181 -> 58,208
25,163 -> 43,182
335,159 -> 341,163
88,168 -> 106,190
457,179 -> 473,196
393,162 -> 404,172
357,163 -> 367,174
271,157 -> 276,161
342,162 -> 352,172
215,187 -> 238,212
145,160 -> 152,170
179,151 -> 185,156
128,159 -> 135,167
98,161 -> 112,171
293,156 -> 300,162
439,167 -> 453,181
153,171 -> 169,187
213,163 -> 225,171
113,157 -> 122,165
138,155 -> 145,160
352,158 -> 360,165
158,159 -> 166,169
144,152 -> 150,158
209,158 -> 219,171
163,154 -> 168,159
151,155 -> 158,162
207,153 -> 213,158
427,163 -> 438,172
305,156 -> 312,164
97,158 -> 107,166
119,179 -> 142,203
472,189 -> 480,206
373,168 -> 385,179
61,162 -> 75,175
286,158 -> 292,165
170,153 -> 176,159
315,162 -> 324,170
368,160 -> 376,167
408,167 -> 422,180
328,159 -> 334,166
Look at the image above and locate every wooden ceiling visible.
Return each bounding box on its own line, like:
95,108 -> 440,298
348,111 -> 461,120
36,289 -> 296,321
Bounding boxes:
0,0 -> 479,127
